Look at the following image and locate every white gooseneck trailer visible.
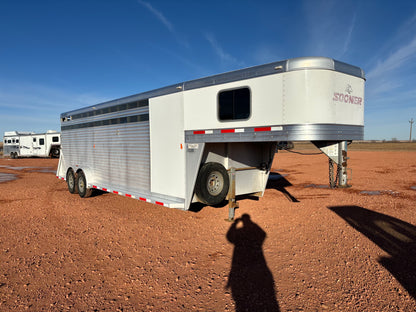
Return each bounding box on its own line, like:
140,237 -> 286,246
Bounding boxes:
56,57 -> 365,211
3,131 -> 61,158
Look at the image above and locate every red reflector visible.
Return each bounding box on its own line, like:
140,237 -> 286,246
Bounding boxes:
139,197 -> 146,201
126,194 -> 132,198
155,201 -> 164,206
92,185 -> 98,189
254,127 -> 271,132
113,191 -> 118,194
102,188 -> 108,192
193,130 -> 205,135
221,129 -> 235,133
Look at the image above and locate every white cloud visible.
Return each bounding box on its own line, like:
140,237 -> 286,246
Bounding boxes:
367,35 -> 416,81
364,9 -> 416,109
365,32 -> 416,103
0,82 -> 106,111
367,9 -> 416,82
342,13 -> 356,57
0,81 -> 108,136
205,33 -> 243,68
137,0 -> 188,48
253,46 -> 280,64
302,0 -> 359,59
137,0 -> 174,34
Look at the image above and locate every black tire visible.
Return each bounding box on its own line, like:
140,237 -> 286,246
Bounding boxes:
195,162 -> 229,205
66,169 -> 78,194
50,148 -> 60,158
76,170 -> 92,198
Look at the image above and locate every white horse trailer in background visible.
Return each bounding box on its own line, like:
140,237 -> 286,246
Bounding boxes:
3,131 -> 61,158
56,57 -> 365,212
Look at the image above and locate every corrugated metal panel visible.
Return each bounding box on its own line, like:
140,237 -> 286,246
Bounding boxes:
61,109 -> 150,194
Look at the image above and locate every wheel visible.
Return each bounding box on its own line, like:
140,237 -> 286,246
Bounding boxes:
66,169 -> 78,194
76,170 -> 92,198
195,162 -> 229,205
50,148 -> 60,158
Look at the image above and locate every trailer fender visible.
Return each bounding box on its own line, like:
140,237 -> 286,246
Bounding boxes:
75,167 -> 92,184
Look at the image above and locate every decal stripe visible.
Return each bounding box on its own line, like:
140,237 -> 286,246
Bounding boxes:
254,126 -> 271,132
59,180 -> 169,207
191,126 -> 282,135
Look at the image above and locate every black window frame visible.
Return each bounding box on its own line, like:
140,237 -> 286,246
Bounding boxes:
217,87 -> 251,122
39,138 -> 45,146
52,136 -> 59,143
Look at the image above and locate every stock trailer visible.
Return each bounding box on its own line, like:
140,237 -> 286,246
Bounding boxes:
3,130 -> 61,159
56,57 -> 365,217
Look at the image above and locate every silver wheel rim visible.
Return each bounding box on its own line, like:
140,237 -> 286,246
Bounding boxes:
68,174 -> 74,189
78,176 -> 85,192
206,171 -> 224,196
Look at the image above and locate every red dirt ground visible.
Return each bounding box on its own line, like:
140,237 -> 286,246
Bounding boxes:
0,150 -> 415,311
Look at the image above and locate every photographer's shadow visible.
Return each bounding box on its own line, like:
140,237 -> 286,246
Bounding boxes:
226,214 -> 280,311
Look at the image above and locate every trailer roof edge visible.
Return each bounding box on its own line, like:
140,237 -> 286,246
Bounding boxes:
61,56 -> 365,118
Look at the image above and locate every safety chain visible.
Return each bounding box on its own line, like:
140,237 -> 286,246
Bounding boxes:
329,159 -> 341,188
329,159 -> 334,188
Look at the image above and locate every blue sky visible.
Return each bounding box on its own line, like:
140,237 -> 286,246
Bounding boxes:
1,0 -> 415,140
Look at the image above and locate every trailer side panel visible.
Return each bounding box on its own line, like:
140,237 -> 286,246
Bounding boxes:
61,105 -> 151,194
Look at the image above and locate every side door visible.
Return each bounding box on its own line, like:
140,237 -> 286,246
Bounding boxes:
32,135 -> 46,156
19,136 -> 33,156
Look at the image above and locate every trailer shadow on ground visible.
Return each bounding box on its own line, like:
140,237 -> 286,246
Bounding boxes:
226,213 -> 280,311
89,189 -> 108,198
190,172 -> 298,213
189,201 -> 228,213
329,205 -> 416,299
266,172 -> 299,202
